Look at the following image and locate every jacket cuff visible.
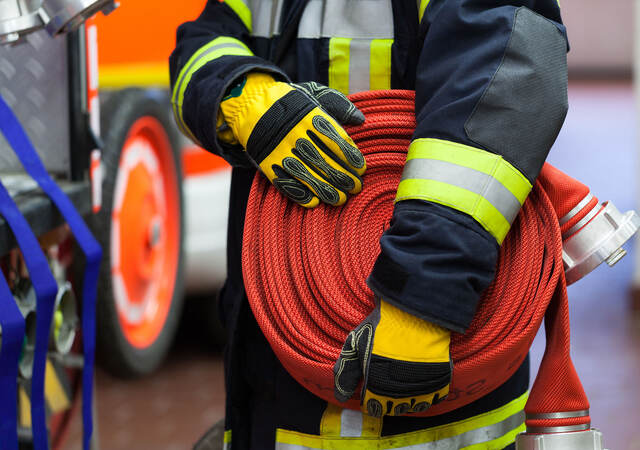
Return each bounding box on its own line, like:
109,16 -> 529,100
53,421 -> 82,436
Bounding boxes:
180,55 -> 290,168
367,200 -> 498,333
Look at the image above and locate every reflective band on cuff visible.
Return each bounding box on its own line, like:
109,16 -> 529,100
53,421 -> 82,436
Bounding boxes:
418,0 -> 431,23
171,37 -> 253,143
396,138 -> 532,244
276,392 -> 527,450
329,37 -> 393,95
223,0 -> 252,32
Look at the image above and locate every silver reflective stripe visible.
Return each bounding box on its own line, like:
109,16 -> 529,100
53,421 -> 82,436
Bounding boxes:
349,39 -> 371,93
250,0 -> 283,38
559,192 -> 593,226
340,409 -> 363,437
402,158 -> 523,224
299,0 -> 324,38
276,411 -> 525,450
298,0 -> 394,39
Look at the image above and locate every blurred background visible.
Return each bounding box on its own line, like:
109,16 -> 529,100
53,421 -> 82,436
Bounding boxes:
58,0 -> 640,448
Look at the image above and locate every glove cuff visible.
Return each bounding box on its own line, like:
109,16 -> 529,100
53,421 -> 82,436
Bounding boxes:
219,72 -> 289,148
372,300 -> 450,364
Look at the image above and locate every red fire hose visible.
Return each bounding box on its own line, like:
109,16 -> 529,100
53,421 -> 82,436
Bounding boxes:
243,90 -> 591,430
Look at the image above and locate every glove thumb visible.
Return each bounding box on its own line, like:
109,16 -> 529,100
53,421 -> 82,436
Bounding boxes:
333,323 -> 374,403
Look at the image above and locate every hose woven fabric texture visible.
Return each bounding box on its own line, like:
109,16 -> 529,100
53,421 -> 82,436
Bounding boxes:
242,90 -> 590,427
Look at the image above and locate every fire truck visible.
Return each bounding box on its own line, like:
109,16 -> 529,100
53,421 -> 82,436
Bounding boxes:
0,0 -> 227,447
91,0 -> 230,378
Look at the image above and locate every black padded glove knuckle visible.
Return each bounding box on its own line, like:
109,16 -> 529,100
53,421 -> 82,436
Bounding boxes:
312,116 -> 365,169
282,157 -> 340,205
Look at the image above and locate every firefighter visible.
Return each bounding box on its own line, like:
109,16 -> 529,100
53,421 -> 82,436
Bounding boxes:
170,1 -> 568,448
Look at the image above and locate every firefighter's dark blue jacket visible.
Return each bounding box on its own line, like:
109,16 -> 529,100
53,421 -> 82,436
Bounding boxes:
169,1 -> 568,448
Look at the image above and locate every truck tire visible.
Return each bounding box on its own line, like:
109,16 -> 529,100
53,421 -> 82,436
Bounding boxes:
95,88 -> 185,377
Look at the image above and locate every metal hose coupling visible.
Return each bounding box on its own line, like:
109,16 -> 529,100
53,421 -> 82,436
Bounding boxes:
49,281 -> 78,354
0,0 -> 45,44
516,410 -> 608,450
562,199 -> 640,285
0,280 -> 38,378
39,0 -> 116,36
0,0 -> 116,44
538,164 -> 640,285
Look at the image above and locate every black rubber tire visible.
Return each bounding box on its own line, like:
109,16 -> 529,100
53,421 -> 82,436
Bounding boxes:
93,88 -> 185,378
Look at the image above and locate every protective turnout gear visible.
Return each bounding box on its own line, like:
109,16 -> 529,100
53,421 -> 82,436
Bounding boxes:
334,299 -> 451,418
169,0 -> 568,447
219,72 -> 366,208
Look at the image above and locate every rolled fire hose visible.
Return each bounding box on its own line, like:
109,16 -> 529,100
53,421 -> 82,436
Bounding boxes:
243,90 -> 592,431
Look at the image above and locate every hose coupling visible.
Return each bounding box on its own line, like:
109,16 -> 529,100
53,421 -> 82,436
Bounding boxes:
516,428 -> 607,450
50,281 -> 77,354
562,200 -> 640,284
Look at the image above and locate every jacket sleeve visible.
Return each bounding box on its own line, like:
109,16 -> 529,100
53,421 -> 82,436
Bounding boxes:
169,1 -> 290,167
367,0 -> 568,333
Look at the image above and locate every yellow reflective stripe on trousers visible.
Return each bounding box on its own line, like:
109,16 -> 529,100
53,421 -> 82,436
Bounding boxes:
417,0 -> 431,23
276,392 -> 528,449
223,0 -> 252,32
320,403 -> 382,438
171,37 -> 253,143
223,430 -> 232,450
396,138 -> 532,244
329,37 -> 393,95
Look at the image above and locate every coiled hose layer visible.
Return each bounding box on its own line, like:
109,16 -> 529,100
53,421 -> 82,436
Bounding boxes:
243,90 -> 590,429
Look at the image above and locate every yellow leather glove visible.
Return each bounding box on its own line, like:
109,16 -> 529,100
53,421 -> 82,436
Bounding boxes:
219,73 -> 366,208
334,300 -> 452,417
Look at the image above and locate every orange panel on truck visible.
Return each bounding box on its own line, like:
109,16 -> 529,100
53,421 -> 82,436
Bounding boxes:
95,0 -> 207,88
94,0 -> 230,176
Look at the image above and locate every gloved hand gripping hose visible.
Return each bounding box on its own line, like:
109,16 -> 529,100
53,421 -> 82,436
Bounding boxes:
243,91 -> 592,429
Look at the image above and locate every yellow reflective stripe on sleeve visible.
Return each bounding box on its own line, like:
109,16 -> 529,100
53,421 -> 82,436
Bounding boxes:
329,38 -> 351,95
276,392 -> 527,450
396,138 -> 532,244
171,36 -> 253,144
418,0 -> 431,23
397,179 -> 512,244
223,0 -> 252,32
407,139 -> 531,204
370,39 -> 393,91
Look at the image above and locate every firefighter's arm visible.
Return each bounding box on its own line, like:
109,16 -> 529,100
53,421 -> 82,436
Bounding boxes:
334,0 -> 568,416
169,0 -> 288,168
369,0 -> 568,332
